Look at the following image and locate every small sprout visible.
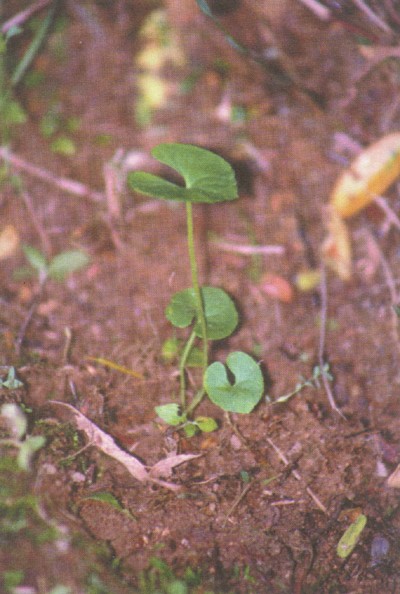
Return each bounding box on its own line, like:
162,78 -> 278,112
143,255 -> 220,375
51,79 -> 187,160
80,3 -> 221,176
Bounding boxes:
1,403 -> 45,470
337,513 -> 367,559
270,364 -> 332,404
81,492 -> 125,512
22,245 -> 89,282
1,366 -> 23,390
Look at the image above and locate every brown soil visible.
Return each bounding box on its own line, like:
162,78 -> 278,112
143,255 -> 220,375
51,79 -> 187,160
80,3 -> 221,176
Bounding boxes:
1,1 -> 400,593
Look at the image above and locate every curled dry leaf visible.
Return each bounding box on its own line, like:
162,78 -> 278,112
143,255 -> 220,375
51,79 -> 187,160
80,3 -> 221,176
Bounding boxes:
321,206 -> 352,281
0,225 -> 19,260
331,133 -> 400,219
50,401 -> 198,491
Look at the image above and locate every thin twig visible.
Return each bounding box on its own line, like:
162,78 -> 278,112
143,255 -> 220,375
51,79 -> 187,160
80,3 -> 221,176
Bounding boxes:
318,265 -> 346,418
352,0 -> 392,33
0,147 -> 104,203
374,195 -> 400,233
1,0 -> 53,34
266,437 -> 328,514
296,0 -> 331,21
213,240 -> 285,256
15,277 -> 46,356
20,190 -> 52,256
223,481 -> 253,526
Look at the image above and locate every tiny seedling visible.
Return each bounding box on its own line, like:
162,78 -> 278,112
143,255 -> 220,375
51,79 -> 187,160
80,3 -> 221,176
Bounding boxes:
129,143 -> 264,434
0,366 -> 23,390
268,363 -> 332,405
21,245 -> 89,284
14,246 -> 89,352
1,403 -> 45,471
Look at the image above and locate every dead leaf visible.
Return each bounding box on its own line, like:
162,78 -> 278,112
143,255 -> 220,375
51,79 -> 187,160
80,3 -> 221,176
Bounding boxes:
321,206 -> 352,280
330,133 -> 400,219
0,225 -> 19,260
387,463 -> 400,488
150,453 -> 201,479
49,401 -> 196,491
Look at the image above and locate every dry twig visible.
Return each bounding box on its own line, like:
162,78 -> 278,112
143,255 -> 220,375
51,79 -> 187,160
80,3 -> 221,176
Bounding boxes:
266,437 -> 327,514
0,147 -> 104,203
1,0 -> 53,34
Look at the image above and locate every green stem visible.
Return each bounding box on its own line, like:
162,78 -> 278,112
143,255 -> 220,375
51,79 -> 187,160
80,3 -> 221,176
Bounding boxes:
185,387 -> 205,415
179,329 -> 197,408
186,202 -> 208,369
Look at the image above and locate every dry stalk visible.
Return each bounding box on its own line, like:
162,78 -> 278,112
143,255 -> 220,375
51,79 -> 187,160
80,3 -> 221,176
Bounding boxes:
266,437 -> 328,514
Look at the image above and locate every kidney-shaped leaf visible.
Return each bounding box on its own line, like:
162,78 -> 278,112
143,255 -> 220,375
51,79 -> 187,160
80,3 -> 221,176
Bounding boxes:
166,286 -> 238,340
128,143 -> 238,204
204,351 -> 264,413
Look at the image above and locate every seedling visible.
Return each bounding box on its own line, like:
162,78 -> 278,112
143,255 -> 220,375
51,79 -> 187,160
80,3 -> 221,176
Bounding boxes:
20,245 -> 89,284
268,363 -> 332,405
1,403 -> 45,471
14,246 -> 89,353
129,143 -> 264,434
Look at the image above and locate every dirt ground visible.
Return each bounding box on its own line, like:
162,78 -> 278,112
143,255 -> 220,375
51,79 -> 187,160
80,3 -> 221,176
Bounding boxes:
1,1 -> 400,593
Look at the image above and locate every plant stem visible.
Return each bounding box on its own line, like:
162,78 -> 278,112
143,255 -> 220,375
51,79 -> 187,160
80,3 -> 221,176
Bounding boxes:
179,329 -> 196,408
186,202 -> 208,369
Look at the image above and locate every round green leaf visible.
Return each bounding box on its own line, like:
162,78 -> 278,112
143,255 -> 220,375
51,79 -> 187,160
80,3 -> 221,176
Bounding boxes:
204,351 -> 264,413
128,143 -> 238,204
165,286 -> 238,340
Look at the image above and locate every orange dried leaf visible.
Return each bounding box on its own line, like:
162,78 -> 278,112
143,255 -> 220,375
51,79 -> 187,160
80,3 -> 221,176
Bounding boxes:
331,133 -> 400,218
0,225 -> 19,260
260,274 -> 293,303
322,207 -> 352,280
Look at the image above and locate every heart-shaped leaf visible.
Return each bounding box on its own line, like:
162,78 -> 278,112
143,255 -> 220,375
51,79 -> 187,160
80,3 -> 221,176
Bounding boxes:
155,403 -> 186,426
128,143 -> 238,204
204,351 -> 264,413
166,286 -> 238,340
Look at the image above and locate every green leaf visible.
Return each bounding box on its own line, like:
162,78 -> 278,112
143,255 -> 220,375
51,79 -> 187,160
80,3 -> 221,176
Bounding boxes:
128,143 -> 238,204
337,514 -> 367,559
183,423 -> 198,437
17,435 -> 46,471
155,403 -> 186,426
194,416 -> 218,432
204,351 -> 264,413
23,245 -> 48,273
161,337 -> 181,362
166,286 -> 238,340
2,367 -> 23,390
47,250 -> 89,281
50,135 -> 76,156
186,346 -> 205,367
82,492 -> 124,512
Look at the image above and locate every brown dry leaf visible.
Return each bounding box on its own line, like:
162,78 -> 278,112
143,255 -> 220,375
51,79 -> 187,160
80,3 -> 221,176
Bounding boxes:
50,401 -> 195,491
150,453 -> 202,479
260,273 -> 293,303
387,463 -> 400,488
330,133 -> 400,219
0,225 -> 19,260
321,207 -> 352,280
